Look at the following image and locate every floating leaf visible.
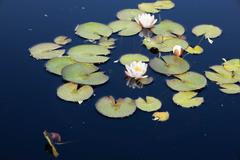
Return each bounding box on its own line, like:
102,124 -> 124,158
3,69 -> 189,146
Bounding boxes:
54,36 -> 72,45
151,20 -> 185,36
166,72 -> 207,91
186,45 -> 204,54
43,131 -> 59,158
138,1 -> 175,13
29,43 -> 65,60
119,53 -> 149,65
98,37 -> 116,49
223,59 -> 240,72
109,20 -> 142,36
152,111 -> 169,122
192,24 -> 222,39
135,96 -> 162,112
96,96 -> 136,118
67,45 -> 110,63
173,91 -> 204,108
45,56 -> 76,75
138,77 -> 154,85
150,55 -> 190,76
75,22 -> 112,40
57,83 -> 93,103
219,84 -> 240,94
117,9 -> 144,21
62,63 -> 109,85
205,65 -> 238,84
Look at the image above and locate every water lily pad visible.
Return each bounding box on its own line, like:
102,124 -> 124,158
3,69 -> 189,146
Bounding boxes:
45,56 -> 76,75
29,43 -> 65,60
75,22 -> 112,40
138,77 -> 154,85
152,111 -> 169,122
96,96 -> 136,118
151,20 -> 185,36
150,55 -> 190,76
173,91 -> 204,108
98,37 -> 116,49
67,45 -> 110,63
223,59 -> 240,72
54,36 -> 72,45
120,54 -> 149,65
219,84 -> 240,94
138,1 -> 175,13
186,45 -> 204,54
57,83 -> 93,103
205,65 -> 238,84
62,63 -> 109,85
166,72 -> 207,91
117,9 -> 144,21
192,24 -> 222,39
109,20 -> 142,36
135,96 -> 162,112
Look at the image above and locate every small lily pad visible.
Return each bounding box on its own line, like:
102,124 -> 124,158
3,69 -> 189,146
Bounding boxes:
29,43 -> 65,60
117,9 -> 144,21
135,96 -> 162,112
54,36 -> 72,45
75,22 -> 112,40
45,56 -> 76,75
150,55 -> 190,76
219,84 -> 240,94
96,96 -> 136,118
138,1 -> 175,13
109,20 -> 142,36
98,37 -> 116,49
67,45 -> 110,63
57,83 -> 93,103
120,53 -> 149,65
186,45 -> 204,54
192,24 -> 222,39
138,77 -> 154,85
173,91 -> 204,108
166,72 -> 207,91
152,111 -> 170,122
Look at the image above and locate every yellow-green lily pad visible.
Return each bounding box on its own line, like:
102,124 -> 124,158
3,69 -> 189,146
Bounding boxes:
109,20 -> 142,36
152,111 -> 170,122
192,24 -> 222,39
117,9 -> 144,21
186,45 -> 204,54
54,36 -> 72,45
138,1 -> 175,13
119,53 -> 149,65
135,96 -> 162,112
98,37 -> 116,49
173,91 -> 204,108
96,96 -> 136,118
223,59 -> 240,72
75,22 -> 112,40
219,84 -> 240,94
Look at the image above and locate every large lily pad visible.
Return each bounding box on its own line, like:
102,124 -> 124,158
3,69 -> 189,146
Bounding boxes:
62,63 -> 109,85
57,83 -> 94,103
135,96 -> 162,112
219,84 -> 240,94
109,20 -> 142,36
96,96 -> 136,118
151,20 -> 185,36
67,45 -> 110,63
117,9 -> 144,21
192,24 -> 222,39
173,91 -> 204,108
166,72 -> 207,91
45,56 -> 76,75
29,43 -> 65,60
120,53 -> 149,65
150,55 -> 190,76
138,1 -> 175,13
75,22 -> 112,40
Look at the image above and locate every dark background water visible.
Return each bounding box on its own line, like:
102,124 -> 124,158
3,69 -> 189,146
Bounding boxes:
0,0 -> 240,159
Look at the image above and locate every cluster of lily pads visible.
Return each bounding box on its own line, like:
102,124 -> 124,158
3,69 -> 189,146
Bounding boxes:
29,0 -> 236,121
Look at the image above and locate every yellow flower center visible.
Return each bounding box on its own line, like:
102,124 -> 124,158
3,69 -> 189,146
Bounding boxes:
133,66 -> 143,72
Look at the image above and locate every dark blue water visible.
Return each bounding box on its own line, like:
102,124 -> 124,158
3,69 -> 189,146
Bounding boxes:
1,0 -> 240,159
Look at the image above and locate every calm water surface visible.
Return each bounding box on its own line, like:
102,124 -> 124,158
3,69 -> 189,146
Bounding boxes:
0,0 -> 240,159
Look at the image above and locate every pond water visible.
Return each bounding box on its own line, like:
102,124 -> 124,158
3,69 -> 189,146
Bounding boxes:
0,0 -> 240,159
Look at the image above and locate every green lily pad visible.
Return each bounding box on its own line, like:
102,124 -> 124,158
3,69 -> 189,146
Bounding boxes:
223,59 -> 240,72
96,96 -> 136,118
150,55 -> 190,76
186,45 -> 204,55
57,83 -> 94,103
138,77 -> 154,85
109,20 -> 142,36
173,91 -> 204,108
67,45 -> 110,63
151,20 -> 185,36
192,24 -> 222,39
45,56 -> 76,75
138,1 -> 175,13
117,9 -> 144,21
75,22 -> 112,40
135,96 -> 162,112
98,37 -> 116,49
29,43 -> 65,60
166,72 -> 207,91
54,36 -> 72,45
120,53 -> 149,65
219,84 -> 240,94
62,63 -> 109,85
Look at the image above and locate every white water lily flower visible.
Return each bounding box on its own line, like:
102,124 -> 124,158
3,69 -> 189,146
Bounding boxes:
173,45 -> 183,57
125,61 -> 148,79
135,13 -> 157,29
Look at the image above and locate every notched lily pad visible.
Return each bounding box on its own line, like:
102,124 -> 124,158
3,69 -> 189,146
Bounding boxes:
192,24 -> 222,39
186,45 -> 204,55
223,59 -> 240,72
173,91 -> 204,108
98,37 -> 116,49
135,96 -> 162,112
219,84 -> 240,94
120,53 -> 149,65
138,1 -> 175,13
117,9 -> 144,21
96,96 -> 136,118
109,20 -> 142,36
152,111 -> 169,122
54,36 -> 72,45
75,22 -> 112,40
